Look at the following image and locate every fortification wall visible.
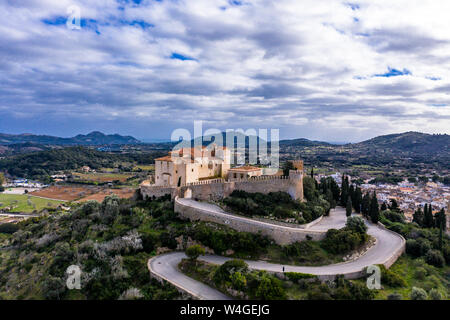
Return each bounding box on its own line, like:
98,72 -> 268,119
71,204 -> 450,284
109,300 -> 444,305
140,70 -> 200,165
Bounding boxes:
140,185 -> 178,199
141,171 -> 304,202
174,197 -> 324,245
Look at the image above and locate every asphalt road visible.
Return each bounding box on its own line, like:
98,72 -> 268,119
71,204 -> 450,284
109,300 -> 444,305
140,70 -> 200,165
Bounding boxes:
148,204 -> 405,300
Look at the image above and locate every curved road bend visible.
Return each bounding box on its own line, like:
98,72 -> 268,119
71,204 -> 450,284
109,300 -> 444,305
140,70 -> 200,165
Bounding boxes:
149,201 -> 405,300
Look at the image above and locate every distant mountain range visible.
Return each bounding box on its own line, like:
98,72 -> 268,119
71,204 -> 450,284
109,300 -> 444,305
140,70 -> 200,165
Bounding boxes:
0,131 -> 448,157
0,131 -> 141,146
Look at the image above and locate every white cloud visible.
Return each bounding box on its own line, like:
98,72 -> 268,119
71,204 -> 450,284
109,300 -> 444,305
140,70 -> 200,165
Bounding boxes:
0,0 -> 449,141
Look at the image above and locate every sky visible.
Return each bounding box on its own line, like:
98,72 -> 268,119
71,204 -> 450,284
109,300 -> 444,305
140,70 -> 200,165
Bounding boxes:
0,0 -> 450,143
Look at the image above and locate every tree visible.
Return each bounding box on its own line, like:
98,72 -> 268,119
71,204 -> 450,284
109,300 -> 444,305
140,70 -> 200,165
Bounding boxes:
354,186 -> 362,213
381,202 -> 387,211
361,192 -> 370,217
410,287 -> 427,300
310,167 -> 314,179
346,196 -> 352,217
340,175 -> 349,207
282,161 -> 295,177
346,216 -> 368,234
185,245 -> 205,262
369,192 -> 380,224
0,172 -> 5,186
423,204 -> 434,228
412,207 -> 424,227
389,199 -> 399,211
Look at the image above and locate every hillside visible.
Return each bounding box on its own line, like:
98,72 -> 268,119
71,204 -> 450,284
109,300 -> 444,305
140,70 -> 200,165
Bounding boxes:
351,132 -> 450,155
0,131 -> 140,145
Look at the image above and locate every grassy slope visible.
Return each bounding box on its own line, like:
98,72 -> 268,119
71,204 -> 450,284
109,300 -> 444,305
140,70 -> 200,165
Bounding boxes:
0,194 -> 64,212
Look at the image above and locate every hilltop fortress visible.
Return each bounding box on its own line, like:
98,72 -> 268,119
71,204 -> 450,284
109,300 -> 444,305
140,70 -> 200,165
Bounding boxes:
140,144 -> 304,202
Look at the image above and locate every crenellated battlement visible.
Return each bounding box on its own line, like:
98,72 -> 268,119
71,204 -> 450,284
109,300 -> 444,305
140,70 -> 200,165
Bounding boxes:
140,169 -> 304,202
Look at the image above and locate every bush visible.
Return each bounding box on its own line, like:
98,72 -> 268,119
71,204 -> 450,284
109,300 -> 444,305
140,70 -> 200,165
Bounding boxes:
410,287 -> 428,300
254,274 -> 286,300
379,265 -> 406,288
321,228 -> 366,254
214,260 -> 249,284
185,245 -> 205,261
387,293 -> 403,300
425,250 -> 445,268
429,288 -> 443,300
406,238 -> 431,257
345,216 -> 367,234
285,272 -> 316,283
0,223 -> 20,234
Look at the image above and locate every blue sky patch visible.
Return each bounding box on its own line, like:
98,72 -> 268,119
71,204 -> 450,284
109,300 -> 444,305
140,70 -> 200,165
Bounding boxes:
374,67 -> 412,78
170,53 -> 197,61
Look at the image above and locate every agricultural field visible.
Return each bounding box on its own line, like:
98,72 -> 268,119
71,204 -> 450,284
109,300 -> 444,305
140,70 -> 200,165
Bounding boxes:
71,172 -> 134,184
0,194 -> 64,213
31,185 -> 99,201
77,188 -> 136,202
133,164 -> 155,171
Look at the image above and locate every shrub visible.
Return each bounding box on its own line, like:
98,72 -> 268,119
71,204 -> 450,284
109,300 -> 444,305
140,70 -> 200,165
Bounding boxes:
214,260 -> 249,284
379,265 -> 407,288
0,223 -> 19,234
387,293 -> 403,300
345,216 -> 367,234
406,238 -> 431,257
230,271 -> 247,291
321,228 -> 365,254
429,288 -> 442,300
410,287 -> 428,300
185,245 -> 205,261
285,272 -> 316,283
425,250 -> 445,268
254,274 -> 286,300
414,267 -> 427,280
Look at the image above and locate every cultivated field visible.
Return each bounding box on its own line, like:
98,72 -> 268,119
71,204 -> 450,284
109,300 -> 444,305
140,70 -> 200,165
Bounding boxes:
31,186 -> 99,201
0,194 -> 64,213
72,172 -> 134,183
78,188 -> 136,202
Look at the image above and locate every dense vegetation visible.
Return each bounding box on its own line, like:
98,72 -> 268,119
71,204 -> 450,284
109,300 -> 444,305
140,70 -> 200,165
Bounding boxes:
0,146 -> 164,182
222,175 -> 334,224
179,258 -> 375,300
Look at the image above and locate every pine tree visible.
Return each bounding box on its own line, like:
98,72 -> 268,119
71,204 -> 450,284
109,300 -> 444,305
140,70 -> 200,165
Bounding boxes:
346,196 -> 352,217
369,192 -> 380,224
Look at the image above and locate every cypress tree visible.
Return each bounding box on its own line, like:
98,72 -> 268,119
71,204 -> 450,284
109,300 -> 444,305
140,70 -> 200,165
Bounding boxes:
361,192 -> 370,217
412,207 -> 424,227
340,175 -> 349,207
424,204 -> 434,228
369,192 -> 380,224
354,187 -> 362,213
346,196 -> 352,217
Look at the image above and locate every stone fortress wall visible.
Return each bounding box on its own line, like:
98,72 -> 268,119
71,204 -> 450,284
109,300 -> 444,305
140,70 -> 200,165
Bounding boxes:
140,170 -> 304,202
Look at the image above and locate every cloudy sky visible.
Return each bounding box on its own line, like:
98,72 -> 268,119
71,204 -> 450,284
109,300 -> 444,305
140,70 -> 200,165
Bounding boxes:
1,0 -> 450,142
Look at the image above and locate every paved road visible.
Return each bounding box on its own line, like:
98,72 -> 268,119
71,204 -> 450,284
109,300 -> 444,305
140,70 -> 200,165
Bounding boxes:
148,252 -> 231,300
149,203 -> 405,300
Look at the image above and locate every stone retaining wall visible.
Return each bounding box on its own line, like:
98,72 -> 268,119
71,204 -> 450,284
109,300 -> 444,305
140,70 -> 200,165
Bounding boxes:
174,196 -> 325,245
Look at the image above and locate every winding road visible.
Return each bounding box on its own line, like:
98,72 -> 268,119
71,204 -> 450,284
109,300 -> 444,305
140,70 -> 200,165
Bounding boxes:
148,202 -> 405,300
